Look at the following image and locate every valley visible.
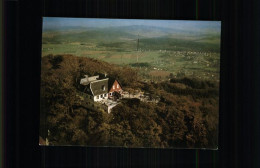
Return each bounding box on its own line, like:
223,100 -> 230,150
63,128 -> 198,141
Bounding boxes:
42,23 -> 221,82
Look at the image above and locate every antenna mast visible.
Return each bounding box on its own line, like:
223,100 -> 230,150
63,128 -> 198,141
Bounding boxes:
137,34 -> 139,62
137,34 -> 139,51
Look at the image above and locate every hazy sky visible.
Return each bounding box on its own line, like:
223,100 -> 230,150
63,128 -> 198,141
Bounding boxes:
43,17 -> 221,31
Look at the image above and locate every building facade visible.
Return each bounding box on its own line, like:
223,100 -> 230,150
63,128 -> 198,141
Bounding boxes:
108,79 -> 123,98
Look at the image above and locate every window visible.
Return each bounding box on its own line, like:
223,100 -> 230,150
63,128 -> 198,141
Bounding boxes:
110,92 -> 112,96
117,84 -> 119,88
96,95 -> 99,99
101,94 -> 103,98
104,94 -> 107,97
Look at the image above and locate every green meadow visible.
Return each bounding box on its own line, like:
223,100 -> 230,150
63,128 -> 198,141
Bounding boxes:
42,25 -> 220,82
40,19 -> 220,148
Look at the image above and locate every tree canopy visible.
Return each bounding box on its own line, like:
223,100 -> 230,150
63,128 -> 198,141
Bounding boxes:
40,54 -> 219,148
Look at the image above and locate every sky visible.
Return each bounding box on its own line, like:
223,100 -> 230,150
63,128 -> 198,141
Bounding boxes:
43,17 -> 221,32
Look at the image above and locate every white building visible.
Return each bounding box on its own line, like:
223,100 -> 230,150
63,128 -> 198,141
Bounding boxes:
81,75 -> 109,102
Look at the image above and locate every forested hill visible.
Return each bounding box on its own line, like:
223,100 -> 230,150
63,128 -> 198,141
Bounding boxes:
40,54 -> 219,148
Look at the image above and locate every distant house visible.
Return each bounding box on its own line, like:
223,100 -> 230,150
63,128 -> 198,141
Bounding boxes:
80,75 -> 109,102
108,79 -> 123,99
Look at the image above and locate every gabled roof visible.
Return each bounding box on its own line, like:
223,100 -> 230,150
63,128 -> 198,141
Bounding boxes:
108,78 -> 123,90
90,78 -> 109,96
108,77 -> 115,89
81,75 -> 122,96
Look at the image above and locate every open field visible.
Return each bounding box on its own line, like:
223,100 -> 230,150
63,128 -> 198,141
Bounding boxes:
42,25 -> 220,82
40,19 -> 220,148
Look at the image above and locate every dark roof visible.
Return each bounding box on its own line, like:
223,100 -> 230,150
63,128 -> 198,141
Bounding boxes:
90,78 -> 109,96
108,77 -> 116,89
83,84 -> 92,95
117,80 -> 123,89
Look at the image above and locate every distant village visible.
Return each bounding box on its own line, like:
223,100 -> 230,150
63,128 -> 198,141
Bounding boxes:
77,73 -> 160,113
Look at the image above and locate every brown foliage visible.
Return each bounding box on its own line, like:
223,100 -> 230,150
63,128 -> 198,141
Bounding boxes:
40,54 -> 219,148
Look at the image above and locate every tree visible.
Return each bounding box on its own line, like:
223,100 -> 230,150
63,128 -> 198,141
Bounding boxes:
48,55 -> 64,69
